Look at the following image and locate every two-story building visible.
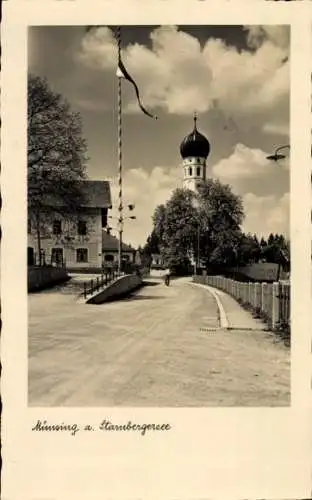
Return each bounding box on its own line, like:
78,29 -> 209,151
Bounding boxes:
28,180 -> 112,271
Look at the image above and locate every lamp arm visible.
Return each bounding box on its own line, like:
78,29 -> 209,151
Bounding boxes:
275,144 -> 290,155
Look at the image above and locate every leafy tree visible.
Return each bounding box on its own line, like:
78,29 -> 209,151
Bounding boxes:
196,179 -> 244,268
143,229 -> 161,257
268,233 -> 275,246
28,74 -> 88,262
259,237 -> 267,257
149,180 -> 244,273
160,189 -> 197,273
251,234 -> 261,262
255,233 -> 290,273
152,204 -> 166,243
248,234 -> 261,263
260,233 -> 290,266
235,233 -> 261,266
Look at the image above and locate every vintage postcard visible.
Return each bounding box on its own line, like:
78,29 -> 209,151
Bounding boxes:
1,1 -> 312,499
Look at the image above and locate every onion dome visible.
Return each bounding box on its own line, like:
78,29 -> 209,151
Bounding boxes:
180,113 -> 210,159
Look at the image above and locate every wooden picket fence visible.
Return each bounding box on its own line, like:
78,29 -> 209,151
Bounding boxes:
194,275 -> 290,331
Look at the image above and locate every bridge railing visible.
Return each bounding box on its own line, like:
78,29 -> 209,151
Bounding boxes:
194,275 -> 291,332
83,269 -> 122,299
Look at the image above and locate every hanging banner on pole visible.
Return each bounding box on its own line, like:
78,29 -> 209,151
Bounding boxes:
116,57 -> 158,120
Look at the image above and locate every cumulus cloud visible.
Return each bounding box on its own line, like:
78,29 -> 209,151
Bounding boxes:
213,144 -> 271,180
77,25 -> 289,131
212,143 -> 289,197
244,25 -> 290,51
79,27 -> 117,69
202,37 -> 289,117
242,192 -> 290,237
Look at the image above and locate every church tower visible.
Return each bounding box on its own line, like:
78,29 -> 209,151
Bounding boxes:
180,113 -> 211,193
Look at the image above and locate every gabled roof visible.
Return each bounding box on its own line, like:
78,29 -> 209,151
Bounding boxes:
102,230 -> 135,253
29,180 -> 112,209
238,263 -> 287,282
79,180 -> 112,209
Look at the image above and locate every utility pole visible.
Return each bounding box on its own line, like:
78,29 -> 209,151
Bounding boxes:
197,223 -> 200,274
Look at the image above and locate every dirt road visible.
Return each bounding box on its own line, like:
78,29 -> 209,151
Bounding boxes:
28,277 -> 290,406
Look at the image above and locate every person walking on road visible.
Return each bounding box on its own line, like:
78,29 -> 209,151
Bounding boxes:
164,268 -> 171,286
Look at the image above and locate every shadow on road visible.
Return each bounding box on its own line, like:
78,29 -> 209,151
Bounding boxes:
142,280 -> 162,287
119,293 -> 166,302
29,278 -> 74,294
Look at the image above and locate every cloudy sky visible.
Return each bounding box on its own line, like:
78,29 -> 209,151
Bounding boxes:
28,25 -> 290,247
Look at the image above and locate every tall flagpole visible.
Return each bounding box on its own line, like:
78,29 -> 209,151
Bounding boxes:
116,26 -> 123,274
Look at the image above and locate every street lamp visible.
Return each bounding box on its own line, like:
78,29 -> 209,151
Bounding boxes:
191,221 -> 200,276
196,223 -> 200,273
192,192 -> 203,276
266,144 -> 290,162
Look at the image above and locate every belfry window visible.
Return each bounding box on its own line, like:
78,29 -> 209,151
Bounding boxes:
196,166 -> 201,176
189,167 -> 192,176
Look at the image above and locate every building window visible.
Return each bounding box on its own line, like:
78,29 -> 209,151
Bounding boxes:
104,254 -> 114,262
53,220 -> 62,235
196,166 -> 201,176
27,247 -> 35,266
101,211 -> 108,228
188,167 -> 192,176
78,220 -> 87,235
51,248 -> 63,265
76,248 -> 88,263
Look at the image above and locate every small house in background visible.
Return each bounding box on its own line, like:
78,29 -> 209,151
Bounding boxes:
102,230 -> 136,268
151,253 -> 166,269
226,262 -> 289,283
28,180 -> 112,271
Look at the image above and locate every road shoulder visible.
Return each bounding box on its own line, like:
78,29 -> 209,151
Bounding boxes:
190,281 -> 267,331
